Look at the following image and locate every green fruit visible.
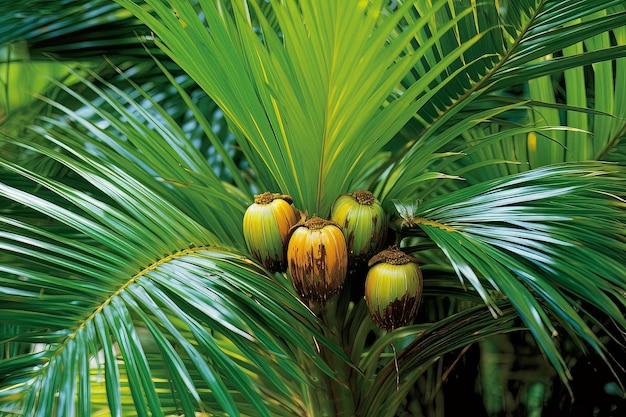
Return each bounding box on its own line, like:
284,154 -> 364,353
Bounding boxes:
243,192 -> 299,272
365,246 -> 422,330
330,190 -> 388,263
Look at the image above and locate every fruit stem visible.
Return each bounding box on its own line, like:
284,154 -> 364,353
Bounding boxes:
368,246 -> 419,266
304,215 -> 339,230
351,190 -> 376,205
319,301 -> 357,417
254,191 -> 293,205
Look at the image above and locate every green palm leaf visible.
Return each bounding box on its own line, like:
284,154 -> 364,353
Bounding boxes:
115,0 -> 492,214
397,162 -> 626,382
0,0 -> 148,61
359,304 -> 521,417
381,0 -> 626,199
0,0 -> 158,125
0,82 -> 344,416
30,65 -> 249,248
449,4 -> 626,179
0,166 -> 332,416
2,0 -> 626,415
493,2 -> 626,87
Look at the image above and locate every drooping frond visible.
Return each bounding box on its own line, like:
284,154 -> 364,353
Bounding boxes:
0,0 -> 148,61
398,162 -> 626,382
0,62 -> 346,415
30,64 -> 249,248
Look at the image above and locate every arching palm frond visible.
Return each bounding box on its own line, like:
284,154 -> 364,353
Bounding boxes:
1,1 -> 625,416
32,64 -> 249,248
381,0 -> 626,200
0,152 -> 336,417
490,2 -> 626,92
394,162 -> 626,384
0,0 -> 154,123
0,0 -> 148,61
439,4 -> 626,183
360,304 -> 521,417
0,68 -> 346,415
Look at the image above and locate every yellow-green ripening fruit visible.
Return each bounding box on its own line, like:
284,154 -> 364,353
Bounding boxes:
287,216 -> 348,304
365,246 -> 422,331
243,192 -> 299,272
331,190 -> 388,262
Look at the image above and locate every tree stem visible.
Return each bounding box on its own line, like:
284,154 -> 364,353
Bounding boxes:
315,297 -> 357,417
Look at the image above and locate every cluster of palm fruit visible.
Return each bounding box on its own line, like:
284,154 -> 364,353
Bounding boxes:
242,190 -> 422,330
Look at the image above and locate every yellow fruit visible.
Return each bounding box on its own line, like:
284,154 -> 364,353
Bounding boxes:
365,246 -> 422,330
287,215 -> 348,304
243,192 -> 299,272
331,190 -> 388,263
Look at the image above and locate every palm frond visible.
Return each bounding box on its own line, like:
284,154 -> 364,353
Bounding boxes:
0,0 -> 140,115
0,151 -> 336,416
394,0 -> 626,127
474,4 -> 626,174
359,303 -> 521,417
115,0 -> 491,214
0,59 -> 351,414
28,63 -> 249,248
0,0 -> 149,61
397,162 -> 626,383
379,0 -> 626,199
492,3 -> 626,167
492,2 -> 626,87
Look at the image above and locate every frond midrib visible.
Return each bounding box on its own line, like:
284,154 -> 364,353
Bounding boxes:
50,245 -> 215,366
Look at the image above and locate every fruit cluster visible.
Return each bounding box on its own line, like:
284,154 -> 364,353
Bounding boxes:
242,191 -> 422,330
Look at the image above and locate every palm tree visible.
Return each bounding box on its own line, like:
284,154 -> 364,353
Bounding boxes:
1,0 -> 625,416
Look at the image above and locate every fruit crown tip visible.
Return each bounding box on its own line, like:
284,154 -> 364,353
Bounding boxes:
368,245 -> 419,266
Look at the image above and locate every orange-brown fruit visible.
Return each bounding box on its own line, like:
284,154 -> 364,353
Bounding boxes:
287,215 -> 348,304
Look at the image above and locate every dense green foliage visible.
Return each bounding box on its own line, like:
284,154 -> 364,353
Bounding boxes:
1,1 -> 625,416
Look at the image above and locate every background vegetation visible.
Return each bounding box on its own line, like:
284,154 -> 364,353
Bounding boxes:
1,1 -> 625,416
